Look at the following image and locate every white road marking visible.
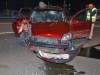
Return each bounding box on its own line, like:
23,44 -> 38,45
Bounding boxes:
0,32 -> 14,34
0,23 -> 12,24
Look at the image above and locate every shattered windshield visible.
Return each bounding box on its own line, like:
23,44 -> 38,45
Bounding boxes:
30,9 -> 65,22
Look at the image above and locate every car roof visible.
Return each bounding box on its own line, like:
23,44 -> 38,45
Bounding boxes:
34,6 -> 62,11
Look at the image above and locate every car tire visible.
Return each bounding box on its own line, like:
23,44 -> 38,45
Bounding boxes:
19,32 -> 29,47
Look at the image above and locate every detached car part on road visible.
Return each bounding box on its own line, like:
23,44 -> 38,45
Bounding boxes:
12,5 -> 92,63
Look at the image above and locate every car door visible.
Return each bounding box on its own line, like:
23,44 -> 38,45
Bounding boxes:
69,9 -> 92,39
12,11 -> 24,37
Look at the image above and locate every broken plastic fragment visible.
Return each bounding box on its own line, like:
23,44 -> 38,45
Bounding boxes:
39,50 -> 69,59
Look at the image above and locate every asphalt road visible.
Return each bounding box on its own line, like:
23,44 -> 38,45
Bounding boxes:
0,19 -> 100,75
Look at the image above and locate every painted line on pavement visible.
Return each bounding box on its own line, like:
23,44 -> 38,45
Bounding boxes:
0,23 -> 12,24
0,32 -> 14,34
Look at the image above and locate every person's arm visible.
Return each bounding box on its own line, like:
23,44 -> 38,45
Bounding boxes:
92,10 -> 97,16
90,10 -> 97,20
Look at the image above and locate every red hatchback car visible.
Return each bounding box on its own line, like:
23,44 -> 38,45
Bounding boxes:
12,5 -> 92,63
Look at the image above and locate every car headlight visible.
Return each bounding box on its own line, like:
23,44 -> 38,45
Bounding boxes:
61,32 -> 72,42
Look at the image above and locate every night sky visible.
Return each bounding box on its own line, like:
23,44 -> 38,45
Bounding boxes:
0,0 -> 64,10
0,0 -> 100,12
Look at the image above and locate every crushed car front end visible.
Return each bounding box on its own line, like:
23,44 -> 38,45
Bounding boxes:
29,32 -> 83,63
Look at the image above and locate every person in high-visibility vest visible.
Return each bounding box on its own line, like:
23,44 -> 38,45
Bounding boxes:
86,4 -> 97,40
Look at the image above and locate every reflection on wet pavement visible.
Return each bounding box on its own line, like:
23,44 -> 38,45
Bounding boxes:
78,44 -> 100,59
44,62 -> 75,75
39,62 -> 85,75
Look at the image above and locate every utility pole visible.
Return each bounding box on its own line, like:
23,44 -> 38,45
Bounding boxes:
13,0 -> 14,10
64,0 -> 66,11
6,1 -> 7,10
48,1 -> 49,6
4,1 -> 8,16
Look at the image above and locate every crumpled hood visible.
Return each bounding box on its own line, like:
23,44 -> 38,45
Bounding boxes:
31,22 -> 70,39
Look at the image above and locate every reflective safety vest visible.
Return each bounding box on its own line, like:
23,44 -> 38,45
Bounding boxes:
86,7 -> 97,22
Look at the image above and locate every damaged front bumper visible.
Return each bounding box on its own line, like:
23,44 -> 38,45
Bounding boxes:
36,43 -> 84,63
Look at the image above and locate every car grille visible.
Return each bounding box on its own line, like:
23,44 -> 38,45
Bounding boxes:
36,36 -> 60,53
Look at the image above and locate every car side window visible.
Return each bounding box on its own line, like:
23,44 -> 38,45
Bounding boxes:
20,8 -> 32,16
73,11 -> 87,22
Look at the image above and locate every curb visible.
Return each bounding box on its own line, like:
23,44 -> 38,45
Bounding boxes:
95,25 -> 100,27
0,17 -> 12,19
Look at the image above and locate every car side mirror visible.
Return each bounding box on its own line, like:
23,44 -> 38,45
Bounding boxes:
25,16 -> 29,20
16,17 -> 24,22
16,17 -> 21,21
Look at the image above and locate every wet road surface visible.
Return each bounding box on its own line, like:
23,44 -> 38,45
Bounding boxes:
0,33 -> 86,75
0,34 -> 100,75
0,21 -> 100,75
